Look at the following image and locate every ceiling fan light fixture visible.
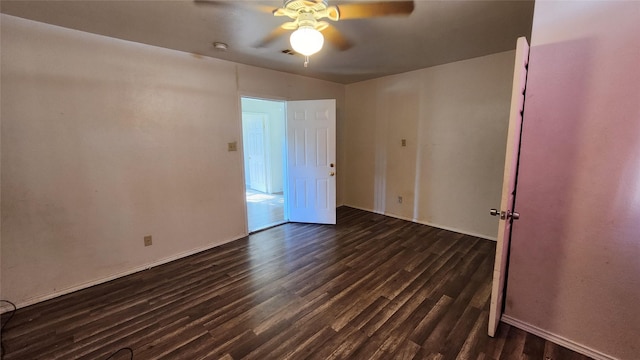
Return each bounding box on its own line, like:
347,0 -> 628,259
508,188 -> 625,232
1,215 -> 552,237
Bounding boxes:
289,26 -> 324,56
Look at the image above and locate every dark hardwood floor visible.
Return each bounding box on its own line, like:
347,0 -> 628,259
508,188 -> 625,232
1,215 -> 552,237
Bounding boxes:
1,207 -> 592,360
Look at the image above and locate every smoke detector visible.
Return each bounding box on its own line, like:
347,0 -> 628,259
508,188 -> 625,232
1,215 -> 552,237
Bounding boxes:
213,42 -> 228,51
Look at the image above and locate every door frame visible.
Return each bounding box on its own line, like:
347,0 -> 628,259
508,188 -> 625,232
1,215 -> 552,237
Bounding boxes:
238,93 -> 289,234
237,94 -> 338,233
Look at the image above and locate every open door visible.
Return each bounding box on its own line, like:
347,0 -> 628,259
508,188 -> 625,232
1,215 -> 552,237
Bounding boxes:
286,99 -> 337,224
488,37 -> 530,337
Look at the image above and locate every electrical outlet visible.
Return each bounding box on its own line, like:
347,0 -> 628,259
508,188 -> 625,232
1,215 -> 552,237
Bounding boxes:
144,235 -> 152,247
401,139 -> 407,147
228,141 -> 237,152
398,196 -> 403,204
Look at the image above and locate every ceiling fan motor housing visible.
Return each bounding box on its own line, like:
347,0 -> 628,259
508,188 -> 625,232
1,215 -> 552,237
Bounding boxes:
276,0 -> 339,22
283,0 -> 329,12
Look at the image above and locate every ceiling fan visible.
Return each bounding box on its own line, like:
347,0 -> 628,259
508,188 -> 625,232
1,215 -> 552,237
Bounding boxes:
200,0 -> 415,67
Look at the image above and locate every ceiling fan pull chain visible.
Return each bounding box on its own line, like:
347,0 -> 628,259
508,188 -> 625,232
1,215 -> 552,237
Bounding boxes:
304,56 -> 310,67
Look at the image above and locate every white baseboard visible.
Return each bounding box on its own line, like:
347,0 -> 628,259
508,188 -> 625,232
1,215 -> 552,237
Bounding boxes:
502,315 -> 618,360
343,204 -> 497,241
10,234 -> 247,310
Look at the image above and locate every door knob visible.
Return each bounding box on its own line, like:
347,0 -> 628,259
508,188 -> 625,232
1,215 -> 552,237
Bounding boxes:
490,208 -> 520,220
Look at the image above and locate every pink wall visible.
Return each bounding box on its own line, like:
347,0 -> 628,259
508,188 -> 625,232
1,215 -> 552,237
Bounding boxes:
504,2 -> 640,359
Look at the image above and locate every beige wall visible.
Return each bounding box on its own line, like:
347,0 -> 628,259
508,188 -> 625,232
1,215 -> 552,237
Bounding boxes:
0,15 -> 344,306
344,51 -> 516,239
504,2 -> 640,359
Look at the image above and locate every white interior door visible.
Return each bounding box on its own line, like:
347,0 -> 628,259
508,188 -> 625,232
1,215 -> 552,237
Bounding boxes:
286,99 -> 336,224
244,113 -> 268,193
488,37 -> 530,337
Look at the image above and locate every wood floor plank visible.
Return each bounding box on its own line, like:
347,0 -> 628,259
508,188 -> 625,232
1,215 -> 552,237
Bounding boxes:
281,326 -> 336,360
497,325 -> 527,359
409,295 -> 454,345
393,339 -> 422,360
324,326 -> 369,360
1,207 -> 593,360
522,332 -> 546,360
455,310 -> 489,360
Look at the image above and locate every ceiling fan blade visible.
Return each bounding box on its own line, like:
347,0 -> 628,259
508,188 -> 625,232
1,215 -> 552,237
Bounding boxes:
194,0 -> 274,14
336,1 -> 415,20
322,25 -> 352,51
254,26 -> 289,48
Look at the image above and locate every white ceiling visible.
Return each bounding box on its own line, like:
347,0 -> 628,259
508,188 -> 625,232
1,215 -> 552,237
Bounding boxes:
0,0 -> 535,84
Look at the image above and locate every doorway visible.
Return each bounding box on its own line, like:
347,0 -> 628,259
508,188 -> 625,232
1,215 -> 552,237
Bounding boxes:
241,97 -> 337,232
241,97 -> 287,232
